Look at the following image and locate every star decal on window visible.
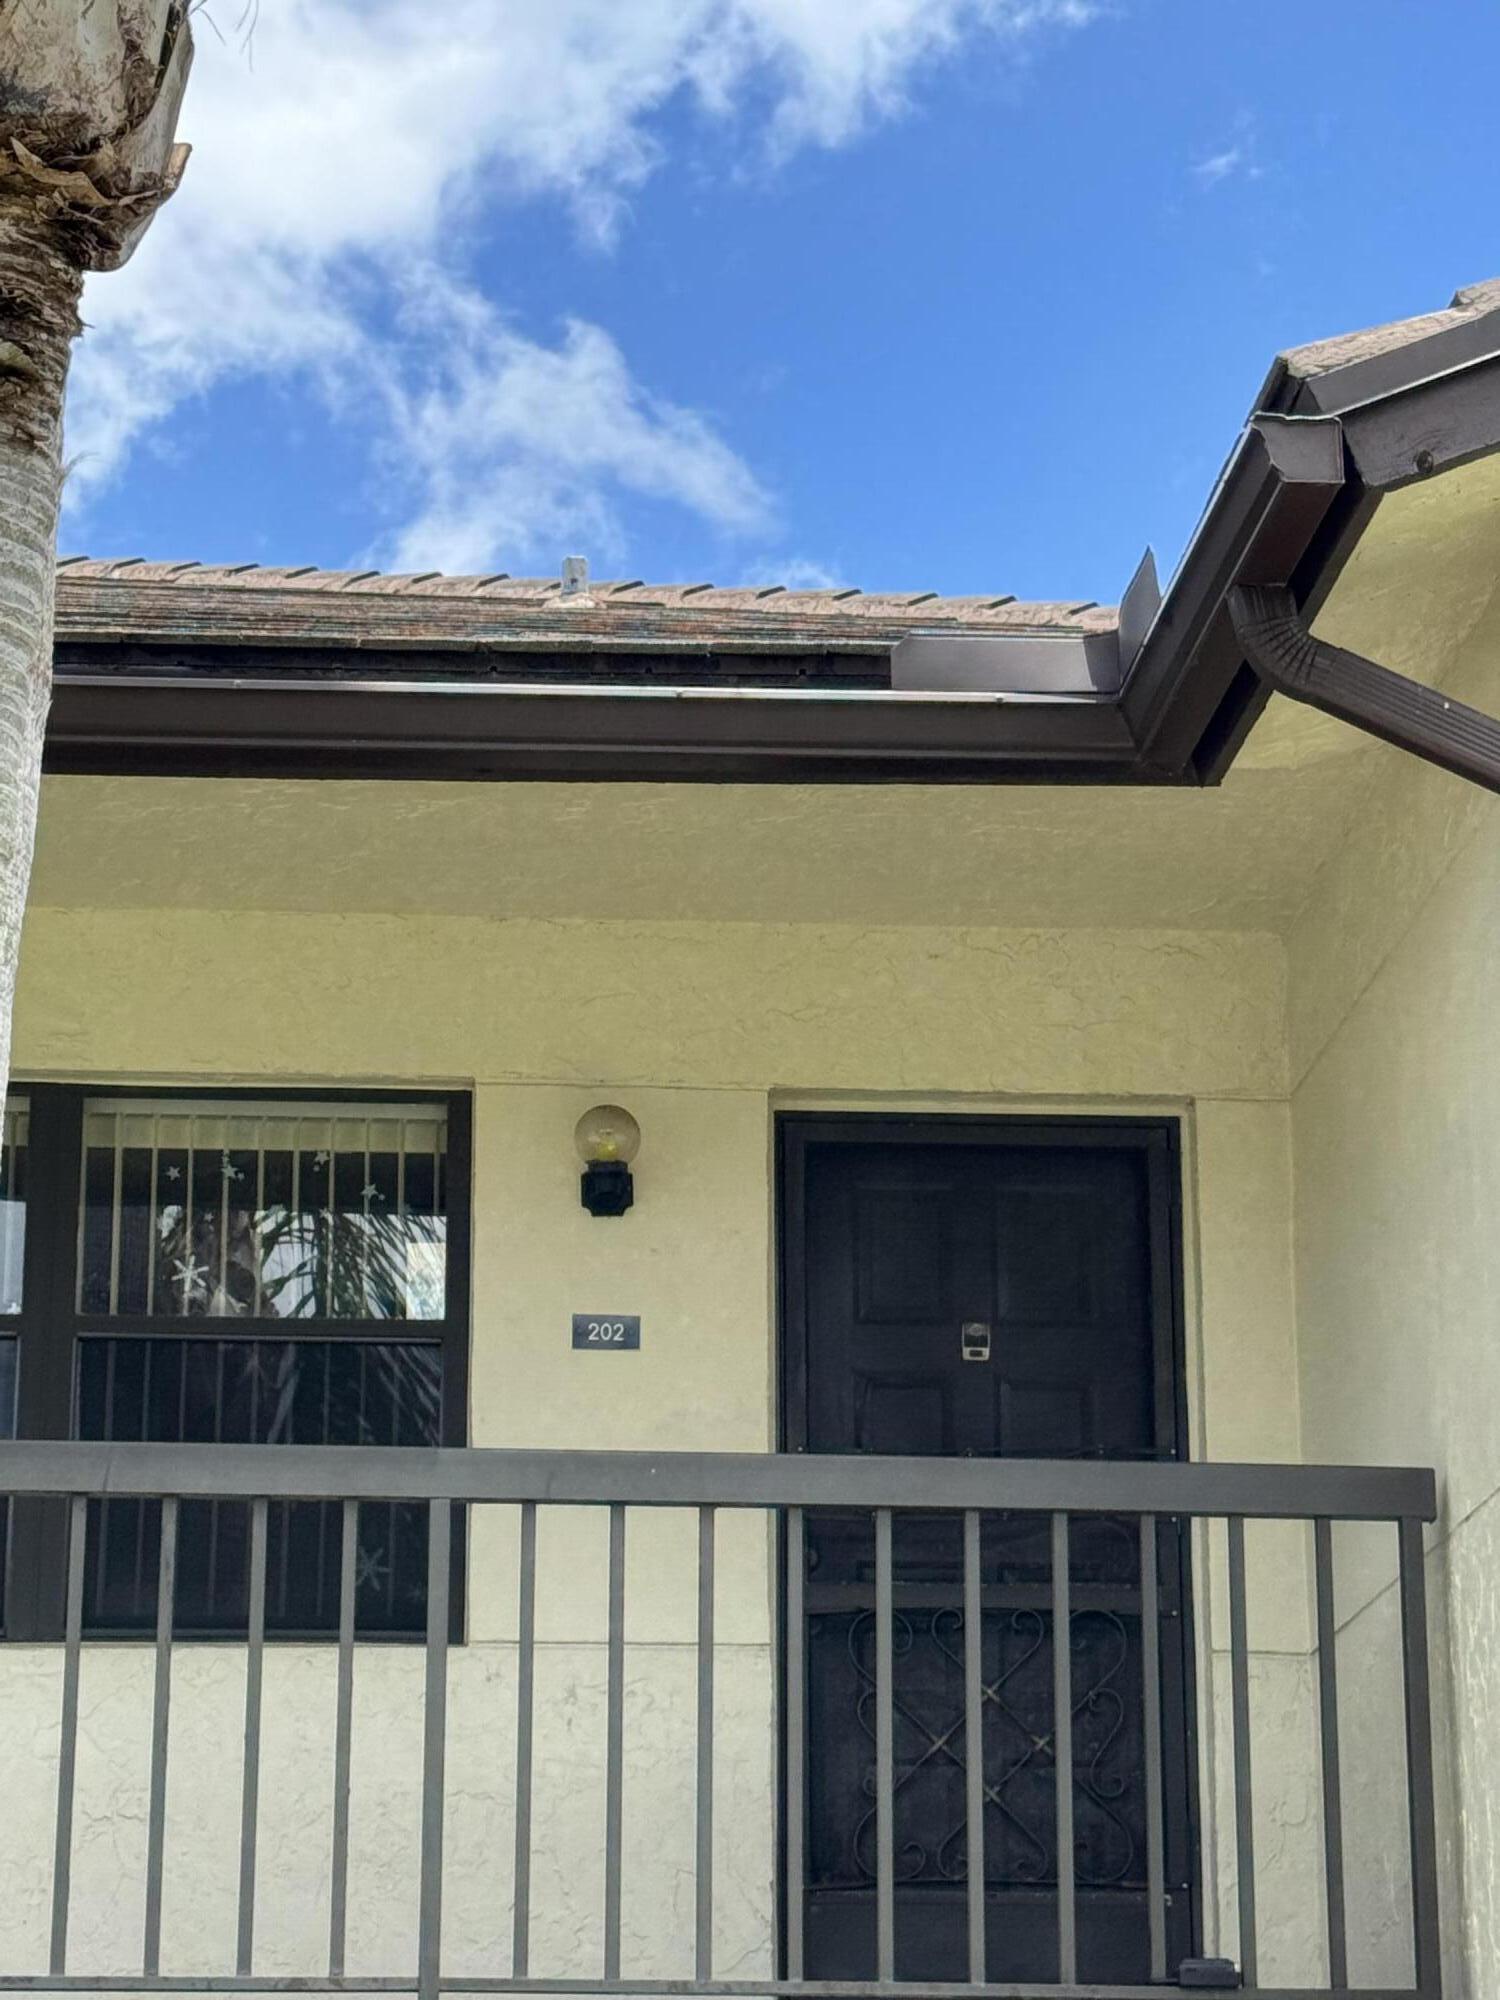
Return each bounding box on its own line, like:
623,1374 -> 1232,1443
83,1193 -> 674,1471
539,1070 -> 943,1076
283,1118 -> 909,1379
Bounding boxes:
354,1545 -> 391,1592
171,1258 -> 209,1299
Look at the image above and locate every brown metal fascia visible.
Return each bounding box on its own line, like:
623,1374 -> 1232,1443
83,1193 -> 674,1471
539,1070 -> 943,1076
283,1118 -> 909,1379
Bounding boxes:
1333,345 -> 1500,491
1120,412 -> 1347,778
1283,308 -> 1500,423
1259,298 -> 1500,489
1190,472 -> 1382,785
42,674 -> 1144,785
1228,583 -> 1500,795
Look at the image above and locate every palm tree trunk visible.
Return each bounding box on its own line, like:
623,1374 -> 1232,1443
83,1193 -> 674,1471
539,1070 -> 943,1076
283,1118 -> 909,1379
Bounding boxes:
0,0 -> 191,1130
0,211 -> 80,1120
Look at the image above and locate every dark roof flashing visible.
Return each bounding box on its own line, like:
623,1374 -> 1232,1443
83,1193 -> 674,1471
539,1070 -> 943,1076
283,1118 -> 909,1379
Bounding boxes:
891,629 -> 1124,695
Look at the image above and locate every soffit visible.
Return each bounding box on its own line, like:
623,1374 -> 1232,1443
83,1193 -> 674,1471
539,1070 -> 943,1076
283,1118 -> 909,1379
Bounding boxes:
29,756 -> 1359,933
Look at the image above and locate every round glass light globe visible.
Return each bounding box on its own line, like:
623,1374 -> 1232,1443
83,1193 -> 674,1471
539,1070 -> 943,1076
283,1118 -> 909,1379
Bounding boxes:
574,1104 -> 641,1166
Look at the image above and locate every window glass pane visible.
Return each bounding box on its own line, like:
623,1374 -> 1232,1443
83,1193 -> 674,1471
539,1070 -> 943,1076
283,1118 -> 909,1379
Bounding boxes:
76,1335 -> 441,1634
0,1335 -> 12,1630
0,1099 -> 26,1314
78,1101 -> 448,1320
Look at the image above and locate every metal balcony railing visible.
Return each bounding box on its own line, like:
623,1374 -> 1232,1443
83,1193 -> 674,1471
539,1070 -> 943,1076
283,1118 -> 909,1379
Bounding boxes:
0,1442 -> 1440,2000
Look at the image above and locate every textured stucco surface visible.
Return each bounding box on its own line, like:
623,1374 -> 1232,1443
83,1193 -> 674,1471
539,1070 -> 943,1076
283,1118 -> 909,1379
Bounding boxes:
29,767 -> 1371,935
13,907 -> 1288,1102
1289,470 -> 1500,1999
1203,1650 -> 1326,1987
0,1643 -> 776,1983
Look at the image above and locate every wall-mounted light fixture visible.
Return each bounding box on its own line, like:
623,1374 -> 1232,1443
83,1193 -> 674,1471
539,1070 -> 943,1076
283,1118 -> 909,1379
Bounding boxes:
575,1105 -> 641,1217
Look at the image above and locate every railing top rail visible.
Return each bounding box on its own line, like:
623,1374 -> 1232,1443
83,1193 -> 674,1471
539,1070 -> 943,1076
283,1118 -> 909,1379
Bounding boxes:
0,1441 -> 1438,1522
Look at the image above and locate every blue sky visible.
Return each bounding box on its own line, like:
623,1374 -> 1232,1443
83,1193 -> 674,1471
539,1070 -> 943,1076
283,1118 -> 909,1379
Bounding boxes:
64,0 -> 1500,605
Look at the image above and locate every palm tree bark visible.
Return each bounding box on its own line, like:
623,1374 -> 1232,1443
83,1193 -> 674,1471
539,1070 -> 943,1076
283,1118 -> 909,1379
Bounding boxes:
0,212 -> 79,1094
0,1 -> 191,1122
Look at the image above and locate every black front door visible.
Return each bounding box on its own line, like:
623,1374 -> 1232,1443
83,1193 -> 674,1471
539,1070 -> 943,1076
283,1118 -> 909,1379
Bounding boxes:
779,1117 -> 1196,1985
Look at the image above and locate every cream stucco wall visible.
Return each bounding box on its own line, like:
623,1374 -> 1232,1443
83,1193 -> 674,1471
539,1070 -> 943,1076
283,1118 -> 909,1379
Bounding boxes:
12,906 -> 1287,1102
1283,470 -> 1500,2000
1288,750 -> 1500,1994
0,890 -> 1335,1985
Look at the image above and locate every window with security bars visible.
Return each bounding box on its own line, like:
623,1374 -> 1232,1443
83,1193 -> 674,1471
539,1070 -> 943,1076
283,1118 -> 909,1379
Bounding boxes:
0,1087 -> 470,1642
78,1102 -> 448,1321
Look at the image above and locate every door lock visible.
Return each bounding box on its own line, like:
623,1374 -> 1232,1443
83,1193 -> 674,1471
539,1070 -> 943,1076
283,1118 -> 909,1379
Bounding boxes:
961,1321 -> 992,1362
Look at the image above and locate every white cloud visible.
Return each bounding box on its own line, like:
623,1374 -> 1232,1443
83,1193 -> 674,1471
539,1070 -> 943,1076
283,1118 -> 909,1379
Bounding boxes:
1191,114 -> 1263,190
65,0 -> 1096,568
1192,145 -> 1244,188
739,555 -> 848,590
374,286 -> 771,573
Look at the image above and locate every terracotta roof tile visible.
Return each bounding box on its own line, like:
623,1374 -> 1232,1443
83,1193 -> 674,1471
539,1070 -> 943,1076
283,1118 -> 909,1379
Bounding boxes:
54,559 -> 1119,659
1280,277 -> 1500,382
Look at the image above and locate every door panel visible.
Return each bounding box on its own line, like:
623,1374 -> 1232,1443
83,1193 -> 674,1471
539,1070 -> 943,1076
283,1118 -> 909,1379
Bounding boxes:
781,1122 -> 1196,1985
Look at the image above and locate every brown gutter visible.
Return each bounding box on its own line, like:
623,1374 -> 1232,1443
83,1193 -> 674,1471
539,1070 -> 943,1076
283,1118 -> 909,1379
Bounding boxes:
44,674 -> 1142,785
1119,414 -> 1347,779
1228,584 -> 1500,795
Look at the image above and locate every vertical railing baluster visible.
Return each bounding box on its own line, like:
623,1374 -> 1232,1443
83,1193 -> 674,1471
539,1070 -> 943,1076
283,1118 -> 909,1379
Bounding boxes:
512,1501 -> 537,1981
328,1500 -> 356,1979
1313,1519 -> 1348,1990
1140,1513 -> 1167,1983
696,1505 -> 716,1984
237,1497 -> 268,1975
1051,1511 -> 1076,1984
108,1121 -> 123,1316
875,1506 -> 895,1982
143,1496 -> 177,1977
785,1507 -> 806,1984
146,1115 -> 160,1317
604,1503 -> 626,1981
418,1497 -> 451,2000
962,1509 -> 986,1985
49,1495 -> 87,1976
1398,1517 -> 1442,1999
98,1344 -> 116,1617
1227,1515 -> 1257,1987
252,1126 -> 266,1319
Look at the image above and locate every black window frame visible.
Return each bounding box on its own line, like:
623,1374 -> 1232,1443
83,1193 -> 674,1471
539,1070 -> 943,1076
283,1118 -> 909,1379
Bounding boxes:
1,1081 -> 472,1642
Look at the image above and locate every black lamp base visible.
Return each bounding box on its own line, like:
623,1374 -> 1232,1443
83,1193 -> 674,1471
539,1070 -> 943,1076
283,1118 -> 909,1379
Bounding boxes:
581,1161 -> 635,1217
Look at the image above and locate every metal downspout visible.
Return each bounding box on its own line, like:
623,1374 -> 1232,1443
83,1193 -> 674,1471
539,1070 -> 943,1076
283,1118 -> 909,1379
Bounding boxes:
1227,582 -> 1500,795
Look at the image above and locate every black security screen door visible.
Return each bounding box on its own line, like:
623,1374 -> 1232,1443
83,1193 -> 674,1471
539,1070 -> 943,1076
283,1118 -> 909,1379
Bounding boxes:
779,1117 -> 1197,1986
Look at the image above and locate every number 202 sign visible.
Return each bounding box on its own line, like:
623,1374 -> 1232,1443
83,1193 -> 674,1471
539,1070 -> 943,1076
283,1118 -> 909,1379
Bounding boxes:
572,1313 -> 641,1351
